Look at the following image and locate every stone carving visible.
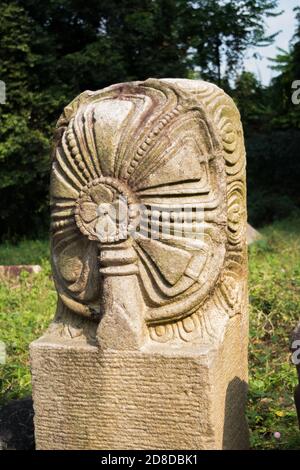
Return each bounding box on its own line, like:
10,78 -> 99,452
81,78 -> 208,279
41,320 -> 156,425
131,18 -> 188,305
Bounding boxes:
292,322 -> 300,426
49,78 -> 247,348
31,79 -> 249,450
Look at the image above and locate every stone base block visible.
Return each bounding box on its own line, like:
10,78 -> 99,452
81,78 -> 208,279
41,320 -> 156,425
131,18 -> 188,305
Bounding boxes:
30,315 -> 249,450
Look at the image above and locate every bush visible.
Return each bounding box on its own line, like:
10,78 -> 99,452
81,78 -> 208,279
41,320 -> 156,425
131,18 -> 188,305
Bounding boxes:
246,130 -> 300,226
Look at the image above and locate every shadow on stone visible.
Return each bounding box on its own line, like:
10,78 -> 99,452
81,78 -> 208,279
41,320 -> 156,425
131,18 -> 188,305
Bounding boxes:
0,397 -> 35,450
222,376 -> 249,450
291,322 -> 300,428
294,385 -> 300,427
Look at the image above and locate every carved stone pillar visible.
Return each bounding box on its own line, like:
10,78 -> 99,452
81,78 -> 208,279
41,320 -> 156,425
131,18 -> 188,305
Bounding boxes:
292,322 -> 300,426
30,78 -> 249,450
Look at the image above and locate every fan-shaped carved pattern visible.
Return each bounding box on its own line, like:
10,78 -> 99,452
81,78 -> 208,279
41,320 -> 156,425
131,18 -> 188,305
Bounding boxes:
50,79 -> 247,344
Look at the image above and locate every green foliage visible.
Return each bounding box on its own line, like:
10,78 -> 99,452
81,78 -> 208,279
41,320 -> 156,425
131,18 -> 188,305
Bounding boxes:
248,217 -> 300,449
0,255 -> 56,404
183,0 -> 280,84
0,239 -> 49,265
0,0 -> 282,239
0,2 -> 51,240
1,0 -> 299,237
233,71 -> 271,129
267,6 -> 300,129
232,8 -> 300,227
246,130 -> 300,226
231,8 -> 300,227
1,218 -> 300,448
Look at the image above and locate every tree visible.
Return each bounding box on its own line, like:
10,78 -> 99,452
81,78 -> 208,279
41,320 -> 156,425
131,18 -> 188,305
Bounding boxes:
0,0 -> 284,238
232,71 -> 272,131
183,0 -> 280,85
0,2 -> 50,239
241,7 -> 300,225
267,6 -> 300,129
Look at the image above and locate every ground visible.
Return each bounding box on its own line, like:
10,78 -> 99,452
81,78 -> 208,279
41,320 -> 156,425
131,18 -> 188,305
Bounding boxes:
0,217 -> 300,449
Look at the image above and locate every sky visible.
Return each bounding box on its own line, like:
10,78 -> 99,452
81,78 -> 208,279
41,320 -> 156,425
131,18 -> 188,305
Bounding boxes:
243,0 -> 299,85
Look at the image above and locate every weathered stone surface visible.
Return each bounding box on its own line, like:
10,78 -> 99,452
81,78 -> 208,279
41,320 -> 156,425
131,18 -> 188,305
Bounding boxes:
292,322 -> 300,427
31,314 -> 248,450
31,78 -> 249,449
246,224 -> 262,245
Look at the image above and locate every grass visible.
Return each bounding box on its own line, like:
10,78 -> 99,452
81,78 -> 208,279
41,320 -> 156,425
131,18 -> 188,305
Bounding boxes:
247,217 -> 300,449
0,218 -> 300,449
0,239 -> 49,265
0,241 -> 56,403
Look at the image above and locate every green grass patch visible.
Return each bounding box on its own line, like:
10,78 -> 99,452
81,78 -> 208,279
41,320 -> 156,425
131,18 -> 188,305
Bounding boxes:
0,221 -> 300,449
0,239 -> 50,265
0,248 -> 56,403
248,217 -> 300,449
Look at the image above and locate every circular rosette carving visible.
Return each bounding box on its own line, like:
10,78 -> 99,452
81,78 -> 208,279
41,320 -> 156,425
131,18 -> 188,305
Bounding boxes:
50,79 -> 245,329
75,177 -> 139,243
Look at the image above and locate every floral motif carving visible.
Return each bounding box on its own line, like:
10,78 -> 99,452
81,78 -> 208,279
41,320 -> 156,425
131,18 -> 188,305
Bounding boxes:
50,78 -> 247,346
